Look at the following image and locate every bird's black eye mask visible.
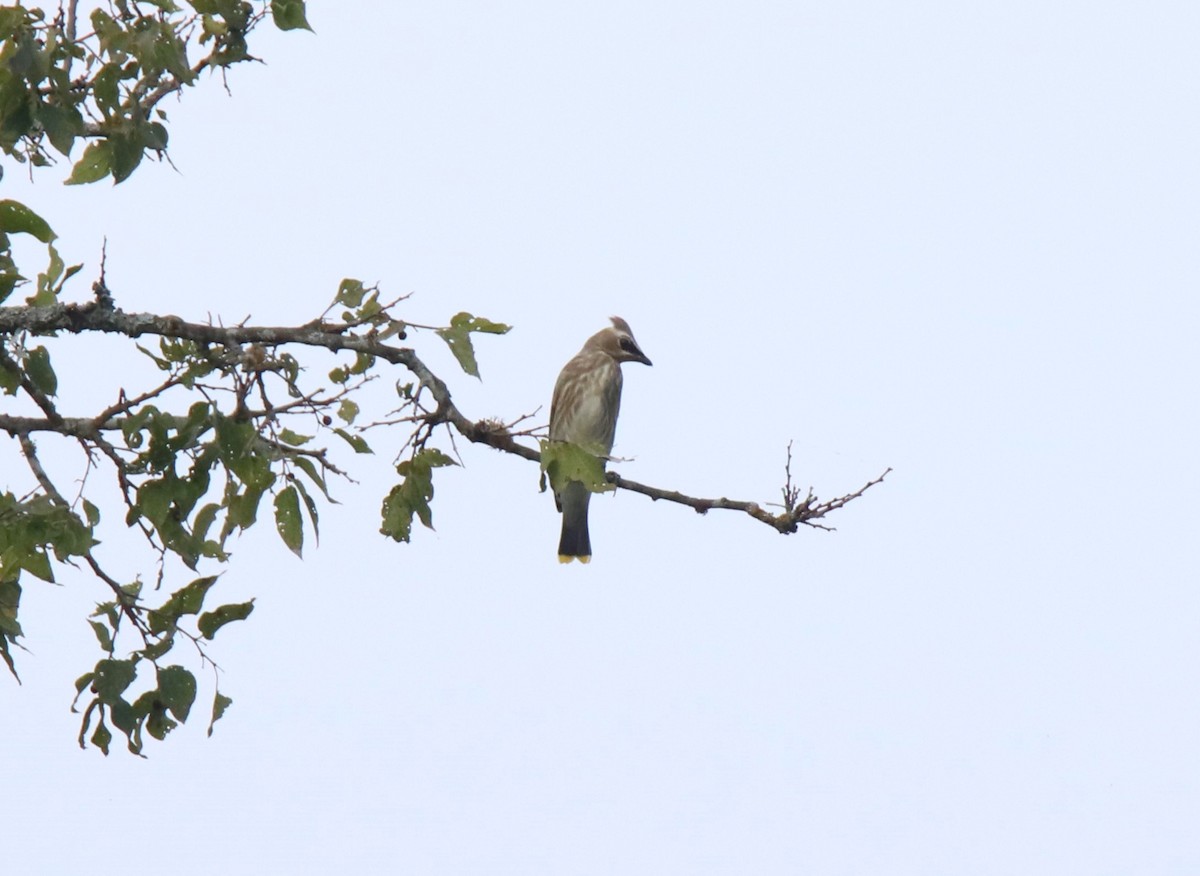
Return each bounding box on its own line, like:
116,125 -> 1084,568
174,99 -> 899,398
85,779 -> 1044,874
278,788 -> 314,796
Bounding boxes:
619,337 -> 638,354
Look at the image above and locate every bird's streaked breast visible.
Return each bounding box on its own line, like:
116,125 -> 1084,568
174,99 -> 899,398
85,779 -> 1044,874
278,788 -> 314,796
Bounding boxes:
550,353 -> 622,454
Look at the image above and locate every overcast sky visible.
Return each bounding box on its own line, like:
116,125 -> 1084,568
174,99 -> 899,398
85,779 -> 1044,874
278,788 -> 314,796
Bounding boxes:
4,2 -> 1199,873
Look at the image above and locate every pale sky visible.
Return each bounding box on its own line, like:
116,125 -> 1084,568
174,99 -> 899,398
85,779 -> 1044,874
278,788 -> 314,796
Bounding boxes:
5,2 -> 1199,873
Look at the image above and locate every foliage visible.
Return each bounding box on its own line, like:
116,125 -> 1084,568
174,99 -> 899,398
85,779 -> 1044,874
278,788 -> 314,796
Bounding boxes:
0,0 -> 515,754
539,440 -> 614,499
1,272 -> 511,754
0,0 -> 886,755
0,0 -> 309,183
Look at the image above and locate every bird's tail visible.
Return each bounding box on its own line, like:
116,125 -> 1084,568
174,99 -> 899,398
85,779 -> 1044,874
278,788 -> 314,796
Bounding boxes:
557,481 -> 592,564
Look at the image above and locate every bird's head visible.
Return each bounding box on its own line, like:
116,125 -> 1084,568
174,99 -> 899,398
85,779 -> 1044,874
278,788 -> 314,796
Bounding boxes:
598,316 -> 652,366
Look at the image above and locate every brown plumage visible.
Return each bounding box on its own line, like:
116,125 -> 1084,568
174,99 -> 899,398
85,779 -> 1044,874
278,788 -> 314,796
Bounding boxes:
549,316 -> 652,563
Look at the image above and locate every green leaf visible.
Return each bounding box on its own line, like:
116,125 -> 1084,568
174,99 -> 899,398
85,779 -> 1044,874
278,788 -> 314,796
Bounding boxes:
37,102 -> 84,156
539,440 -> 614,496
109,133 -> 145,184
89,619 -> 113,653
91,658 -> 137,704
214,413 -> 255,461
435,312 -> 511,379
271,0 -> 313,31
0,271 -> 24,307
65,141 -> 113,185
335,277 -> 364,307
91,601 -> 118,630
337,399 -> 359,424
436,331 -> 478,377
273,486 -> 303,557
21,548 -> 53,582
0,570 -> 21,616
457,312 -> 511,335
134,343 -> 169,370
75,700 -> 97,746
233,453 -> 275,491
29,243 -> 66,305
73,672 -> 96,700
379,448 -> 458,543
156,665 -> 197,722
348,351 -> 374,375
277,428 -> 312,446
7,34 -> 37,77
200,14 -> 228,39
141,121 -> 169,152
0,358 -> 20,394
0,199 -> 56,242
147,576 -> 217,634
292,456 -> 333,500
223,484 -> 267,535
334,428 -> 372,454
207,690 -> 233,737
191,502 -> 220,543
107,697 -> 145,755
292,478 -> 320,545
134,477 -> 175,528
159,336 -> 197,364
0,578 -> 22,680
140,631 -> 175,662
197,599 -> 254,640
143,703 -> 178,741
0,8 -> 30,33
0,637 -> 17,681
24,346 -> 56,396
90,717 -> 113,755
90,61 -> 121,115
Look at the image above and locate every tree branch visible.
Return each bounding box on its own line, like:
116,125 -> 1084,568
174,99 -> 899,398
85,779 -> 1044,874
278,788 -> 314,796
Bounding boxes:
1,300 -> 886,535
606,466 -> 891,534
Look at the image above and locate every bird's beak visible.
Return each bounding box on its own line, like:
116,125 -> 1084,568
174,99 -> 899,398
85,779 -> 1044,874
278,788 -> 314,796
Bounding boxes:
627,343 -> 652,366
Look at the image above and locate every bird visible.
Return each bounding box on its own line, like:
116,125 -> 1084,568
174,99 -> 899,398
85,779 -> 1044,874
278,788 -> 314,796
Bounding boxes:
549,316 -> 652,563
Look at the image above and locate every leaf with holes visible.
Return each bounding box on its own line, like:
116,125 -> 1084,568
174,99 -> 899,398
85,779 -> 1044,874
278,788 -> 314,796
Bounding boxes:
380,449 -> 457,543
198,600 -> 255,640
273,485 -> 303,556
0,199 -> 55,242
436,312 -> 512,378
156,665 -> 197,722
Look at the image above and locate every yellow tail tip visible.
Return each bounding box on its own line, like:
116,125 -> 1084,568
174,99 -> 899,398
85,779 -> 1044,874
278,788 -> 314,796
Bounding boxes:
558,555 -> 592,564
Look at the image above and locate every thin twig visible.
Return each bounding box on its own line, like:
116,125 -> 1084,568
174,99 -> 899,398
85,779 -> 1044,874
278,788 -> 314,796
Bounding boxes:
17,433 -> 151,637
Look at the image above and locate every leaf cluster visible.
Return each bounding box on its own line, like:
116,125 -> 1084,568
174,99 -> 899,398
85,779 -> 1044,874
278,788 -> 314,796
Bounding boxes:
1,271 -> 510,752
73,574 -> 249,754
0,490 -> 95,677
0,1 -> 309,182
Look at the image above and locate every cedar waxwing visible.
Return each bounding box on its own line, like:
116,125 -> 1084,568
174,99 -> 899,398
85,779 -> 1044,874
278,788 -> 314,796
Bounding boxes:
549,316 -> 652,563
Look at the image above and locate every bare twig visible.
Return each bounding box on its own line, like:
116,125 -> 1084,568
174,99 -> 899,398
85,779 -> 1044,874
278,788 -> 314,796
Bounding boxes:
606,466 -> 891,534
